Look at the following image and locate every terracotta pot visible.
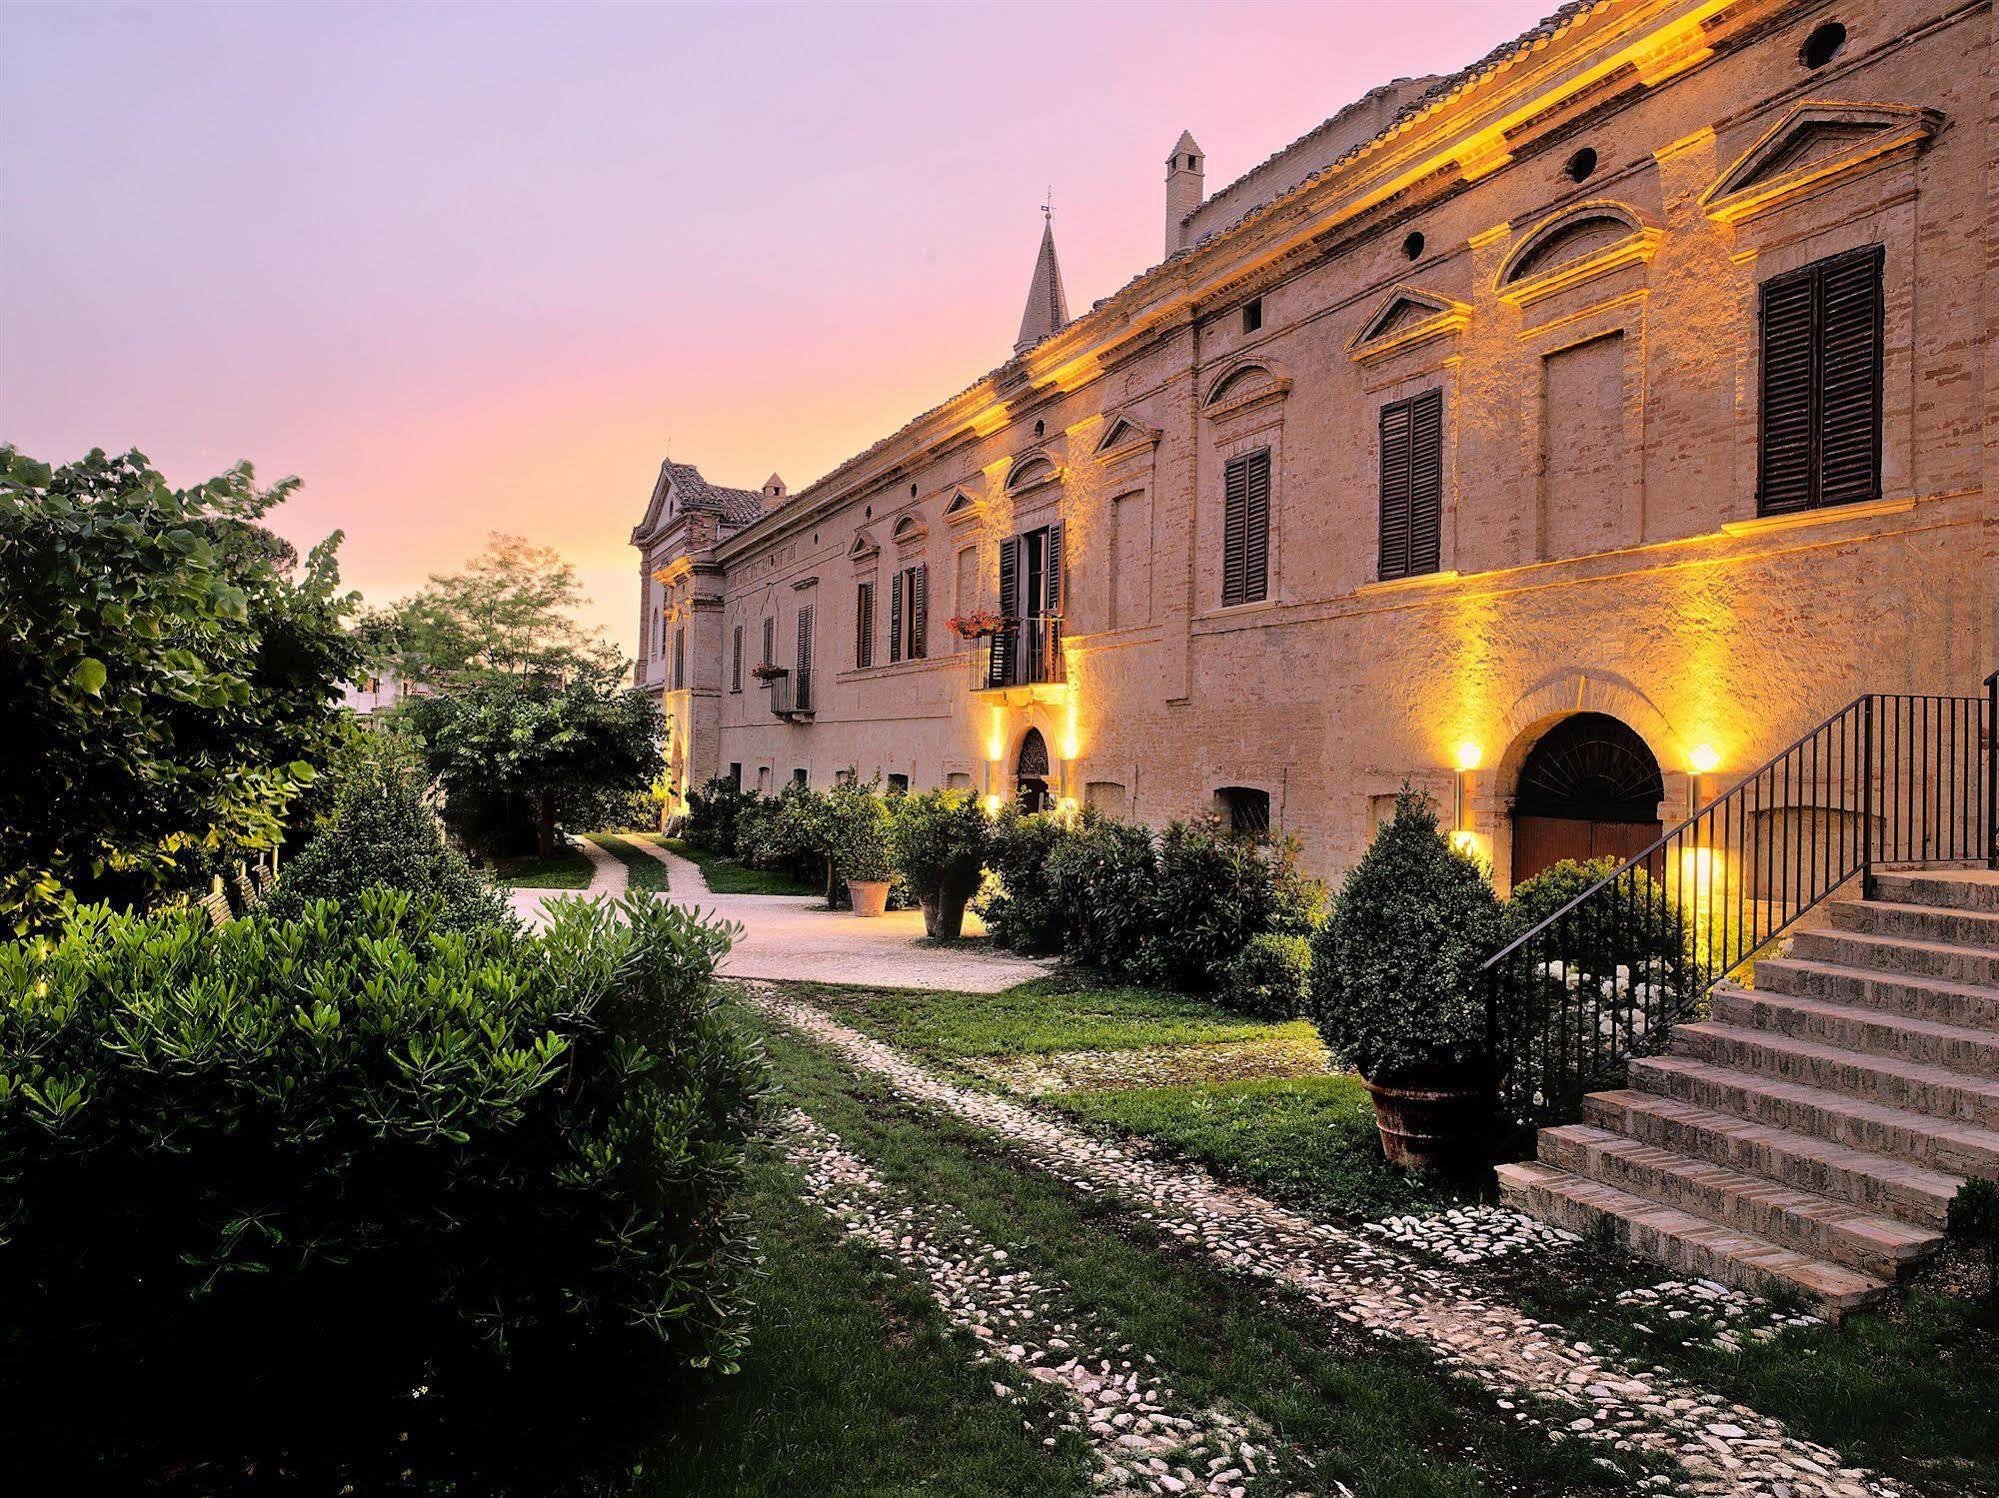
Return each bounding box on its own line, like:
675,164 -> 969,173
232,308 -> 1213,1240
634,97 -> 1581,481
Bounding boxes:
847,879 -> 891,918
1362,1073 -> 1486,1171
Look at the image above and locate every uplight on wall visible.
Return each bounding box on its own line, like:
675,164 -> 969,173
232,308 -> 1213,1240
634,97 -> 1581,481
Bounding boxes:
1687,743 -> 1720,814
1453,742 -> 1482,835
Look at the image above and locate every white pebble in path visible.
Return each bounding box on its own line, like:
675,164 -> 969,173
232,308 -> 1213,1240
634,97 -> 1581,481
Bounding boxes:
778,1108 -> 1312,1498
753,988 -> 1905,1498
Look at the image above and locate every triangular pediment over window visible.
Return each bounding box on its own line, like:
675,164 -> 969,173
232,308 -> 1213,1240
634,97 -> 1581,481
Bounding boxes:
848,531 -> 879,560
1346,284 -> 1471,365
943,489 -> 985,525
1700,101 -> 1942,224
1093,412 -> 1162,460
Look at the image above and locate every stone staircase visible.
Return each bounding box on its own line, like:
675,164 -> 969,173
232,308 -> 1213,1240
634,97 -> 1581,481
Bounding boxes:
1497,868 -> 1999,1321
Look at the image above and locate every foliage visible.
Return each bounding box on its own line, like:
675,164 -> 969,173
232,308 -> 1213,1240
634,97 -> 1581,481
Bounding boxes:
1309,788 -> 1505,1082
685,776 -> 757,856
0,890 -> 766,1488
886,790 -> 989,904
1044,814 -> 1159,973
1137,819 -> 1324,990
0,446 -> 361,933
1948,1176 -> 1999,1300
263,763 -> 515,933
977,808 -> 1071,954
405,674 -> 663,858
1220,932 -> 1315,1020
826,780 -> 895,885
1508,856 -> 1691,981
361,531 -> 624,685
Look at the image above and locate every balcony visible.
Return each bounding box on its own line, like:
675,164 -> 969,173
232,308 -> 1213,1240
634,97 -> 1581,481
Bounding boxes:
766,668 -> 813,719
977,615 -> 1065,701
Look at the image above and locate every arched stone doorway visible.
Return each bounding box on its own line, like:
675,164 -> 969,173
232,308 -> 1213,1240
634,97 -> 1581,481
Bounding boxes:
1510,712 -> 1664,884
1016,726 -> 1052,812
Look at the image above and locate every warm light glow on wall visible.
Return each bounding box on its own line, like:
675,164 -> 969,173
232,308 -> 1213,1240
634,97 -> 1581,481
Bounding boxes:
1688,743 -> 1720,775
987,706 -> 1006,764
1455,741 -> 1483,772
982,793 -> 1002,817
1060,695 -> 1081,762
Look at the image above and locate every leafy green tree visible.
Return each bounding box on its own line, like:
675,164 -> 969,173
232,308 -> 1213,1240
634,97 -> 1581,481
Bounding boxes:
367,532 -> 624,684
0,446 -> 360,932
406,676 -> 662,858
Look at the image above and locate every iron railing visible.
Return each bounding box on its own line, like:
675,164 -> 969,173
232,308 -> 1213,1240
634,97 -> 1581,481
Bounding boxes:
982,614 -> 1065,691
1484,674 -> 1998,1127
766,669 -> 811,717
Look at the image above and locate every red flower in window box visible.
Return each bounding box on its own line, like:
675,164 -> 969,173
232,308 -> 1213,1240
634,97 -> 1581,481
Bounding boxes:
750,662 -> 787,682
947,611 -> 1009,640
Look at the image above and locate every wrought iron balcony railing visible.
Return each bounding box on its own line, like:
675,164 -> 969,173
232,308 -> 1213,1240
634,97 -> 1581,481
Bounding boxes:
981,614 -> 1065,691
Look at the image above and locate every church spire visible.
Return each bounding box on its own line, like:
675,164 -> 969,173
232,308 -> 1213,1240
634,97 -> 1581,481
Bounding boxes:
1013,198 -> 1070,355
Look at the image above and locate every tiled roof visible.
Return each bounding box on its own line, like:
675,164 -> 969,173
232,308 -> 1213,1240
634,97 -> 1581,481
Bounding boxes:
634,460 -> 767,541
751,0 -> 1621,534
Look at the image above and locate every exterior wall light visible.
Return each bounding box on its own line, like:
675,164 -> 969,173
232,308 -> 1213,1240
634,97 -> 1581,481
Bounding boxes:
1453,742 -> 1482,835
1687,744 -> 1720,814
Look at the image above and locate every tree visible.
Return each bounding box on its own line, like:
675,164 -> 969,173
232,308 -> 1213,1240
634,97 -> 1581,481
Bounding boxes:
406,676 -> 662,858
0,446 -> 361,932
368,532 -> 624,685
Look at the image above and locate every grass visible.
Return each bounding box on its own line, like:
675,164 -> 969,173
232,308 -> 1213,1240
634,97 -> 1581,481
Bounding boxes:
587,832 -> 670,892
1051,1074 -> 1463,1221
742,1018 -> 1662,1496
657,836 -> 819,896
786,972 -> 1310,1061
488,847 -> 595,889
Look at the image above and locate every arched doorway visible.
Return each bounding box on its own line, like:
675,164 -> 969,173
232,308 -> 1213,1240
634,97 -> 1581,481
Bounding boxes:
1510,712 -> 1664,884
1016,727 -> 1052,812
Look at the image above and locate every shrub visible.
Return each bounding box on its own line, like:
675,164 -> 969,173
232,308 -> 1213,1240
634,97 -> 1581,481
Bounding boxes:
1310,788 -> 1504,1082
979,808 -> 1070,954
1138,819 -> 1326,991
685,776 -> 756,856
1220,932 -> 1314,1019
1045,815 -> 1158,973
888,789 -> 988,903
826,780 -> 894,885
1509,855 -> 1691,984
0,889 -> 767,1489
1948,1176 -> 1999,1301
265,763 -> 514,934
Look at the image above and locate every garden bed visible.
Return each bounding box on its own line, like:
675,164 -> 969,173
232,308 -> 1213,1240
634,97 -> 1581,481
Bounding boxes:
658,836 -> 818,896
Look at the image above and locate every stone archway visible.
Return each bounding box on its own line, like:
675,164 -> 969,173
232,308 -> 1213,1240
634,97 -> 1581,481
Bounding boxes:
1509,712 -> 1665,884
1015,726 -> 1052,812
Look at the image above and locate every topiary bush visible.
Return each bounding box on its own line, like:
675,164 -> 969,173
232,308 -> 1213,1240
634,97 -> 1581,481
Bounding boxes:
978,808 -> 1071,954
1309,788 -> 1504,1082
887,789 -> 989,939
0,888 -> 767,1490
1219,931 -> 1313,1019
265,763 -> 514,934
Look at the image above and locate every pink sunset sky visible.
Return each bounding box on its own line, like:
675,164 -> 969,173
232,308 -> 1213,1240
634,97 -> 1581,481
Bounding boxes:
2,0 -> 1554,650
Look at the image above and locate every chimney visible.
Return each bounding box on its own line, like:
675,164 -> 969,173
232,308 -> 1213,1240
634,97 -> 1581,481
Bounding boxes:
1164,130 -> 1205,258
763,472 -> 787,510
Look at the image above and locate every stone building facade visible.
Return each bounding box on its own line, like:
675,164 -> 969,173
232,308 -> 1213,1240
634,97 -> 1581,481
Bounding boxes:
633,0 -> 1997,892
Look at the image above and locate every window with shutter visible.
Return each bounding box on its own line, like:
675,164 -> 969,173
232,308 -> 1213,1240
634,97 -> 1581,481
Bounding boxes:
762,616 -> 774,670
992,536 -> 1020,687
907,565 -> 928,659
888,570 -> 903,663
1044,524 -> 1063,615
731,625 -> 743,692
855,581 -> 874,669
1378,389 -> 1442,580
1758,244 -> 1883,515
1222,451 -> 1270,606
672,627 -> 685,691
795,606 -> 814,709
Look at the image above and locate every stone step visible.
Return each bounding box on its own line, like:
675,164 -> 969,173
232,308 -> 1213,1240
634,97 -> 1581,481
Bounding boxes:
1671,1021 -> 1999,1128
1753,955 -> 1999,1032
1789,927 -> 1999,987
1495,1161 -> 1889,1320
1872,868 -> 1999,913
1538,1124 -> 1940,1279
1582,1089 -> 1966,1230
1710,984 -> 1999,1076
1827,898 -> 1999,950
1628,1053 -> 1999,1177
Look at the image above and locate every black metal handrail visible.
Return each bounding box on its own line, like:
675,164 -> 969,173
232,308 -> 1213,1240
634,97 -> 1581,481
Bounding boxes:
983,614 -> 1065,690
1484,675 -> 1997,1127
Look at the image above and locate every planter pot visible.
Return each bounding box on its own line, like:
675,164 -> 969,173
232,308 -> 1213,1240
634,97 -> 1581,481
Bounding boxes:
848,879 -> 891,918
1362,1073 -> 1486,1172
932,890 -> 969,941
919,894 -> 940,937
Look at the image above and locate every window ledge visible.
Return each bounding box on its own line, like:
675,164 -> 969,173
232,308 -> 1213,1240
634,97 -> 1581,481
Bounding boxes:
1720,496 -> 1913,537
1355,569 -> 1461,596
1199,597 -> 1280,623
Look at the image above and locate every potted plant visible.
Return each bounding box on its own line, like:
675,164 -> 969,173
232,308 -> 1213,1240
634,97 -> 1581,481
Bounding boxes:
828,780 -> 895,917
749,662 -> 786,683
946,610 -> 1007,641
887,789 -> 989,939
1309,787 -> 1504,1170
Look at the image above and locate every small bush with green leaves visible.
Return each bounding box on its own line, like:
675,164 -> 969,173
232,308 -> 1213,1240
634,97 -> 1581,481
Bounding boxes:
1045,814 -> 1159,973
0,889 -> 767,1489
1310,788 -> 1504,1083
887,789 -> 989,906
684,775 -> 757,855
826,779 -> 895,885
1138,818 -> 1326,991
1220,932 -> 1314,1019
1508,855 -> 1692,988
978,808 -> 1071,954
1948,1175 -> 1999,1301
264,761 -> 514,934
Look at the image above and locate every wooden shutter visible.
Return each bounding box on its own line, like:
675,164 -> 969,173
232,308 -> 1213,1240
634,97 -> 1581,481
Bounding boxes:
1044,523 -> 1063,615
992,536 -> 1019,686
1759,244 -> 1883,515
1242,451 -> 1269,603
673,626 -> 685,691
731,625 -> 742,691
762,616 -> 774,670
855,581 -> 874,669
909,565 -> 928,659
1378,390 -> 1441,580
796,606 -> 814,708
888,570 -> 903,663
1222,456 -> 1249,605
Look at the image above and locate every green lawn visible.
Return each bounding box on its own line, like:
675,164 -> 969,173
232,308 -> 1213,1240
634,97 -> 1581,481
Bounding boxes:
587,832 -> 670,892
657,836 -> 819,896
488,847 -> 595,889
715,1019 -> 1658,1497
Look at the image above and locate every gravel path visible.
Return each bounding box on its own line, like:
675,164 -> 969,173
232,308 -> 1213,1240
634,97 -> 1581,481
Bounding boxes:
753,988 -> 1905,1498
779,1108 -> 1313,1498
